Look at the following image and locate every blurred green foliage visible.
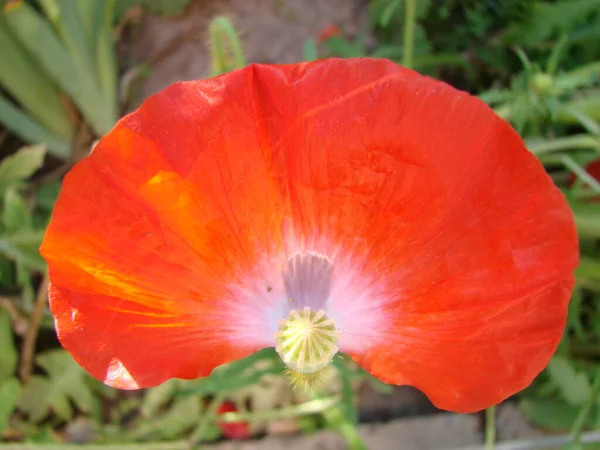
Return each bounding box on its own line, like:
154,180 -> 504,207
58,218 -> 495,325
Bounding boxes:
0,0 -> 119,159
1,0 -> 600,448
114,0 -> 193,19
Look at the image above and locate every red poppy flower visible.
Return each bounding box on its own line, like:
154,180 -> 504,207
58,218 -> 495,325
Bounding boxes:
318,24 -> 343,42
216,402 -> 251,440
40,58 -> 578,414
586,159 -> 600,180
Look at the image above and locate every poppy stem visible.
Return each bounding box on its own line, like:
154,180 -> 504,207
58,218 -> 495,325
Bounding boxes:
322,401 -> 367,450
526,134 -> 600,155
337,421 -> 368,450
484,405 -> 496,450
570,369 -> 600,444
402,0 -> 416,69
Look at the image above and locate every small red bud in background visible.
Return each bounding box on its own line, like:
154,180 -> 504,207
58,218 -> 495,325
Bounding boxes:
216,402 -> 251,440
318,24 -> 342,42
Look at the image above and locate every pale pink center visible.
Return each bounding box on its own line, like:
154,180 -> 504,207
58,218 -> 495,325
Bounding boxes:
224,247 -> 390,357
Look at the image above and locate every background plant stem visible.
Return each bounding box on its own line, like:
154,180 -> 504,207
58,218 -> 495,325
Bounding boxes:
188,391 -> 226,445
19,271 -> 49,384
570,369 -> 600,444
485,405 -> 496,450
402,0 -> 416,68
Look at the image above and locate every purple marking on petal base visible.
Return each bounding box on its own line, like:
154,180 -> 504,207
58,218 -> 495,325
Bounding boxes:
283,251 -> 334,311
224,247 -> 390,357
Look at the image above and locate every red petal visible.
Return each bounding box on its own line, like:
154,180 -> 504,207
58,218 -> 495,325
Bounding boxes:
42,72 -> 292,388
246,59 -> 578,411
42,59 -> 578,412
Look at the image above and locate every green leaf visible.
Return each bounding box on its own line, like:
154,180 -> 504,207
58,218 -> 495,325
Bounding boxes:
324,35 -> 366,58
0,145 -> 47,194
39,0 -> 97,81
379,0 -> 402,27
303,38 -> 318,62
132,396 -> 200,440
74,0 -> 105,51
0,95 -> 71,159
18,350 -> 98,423
520,398 -> 595,431
0,309 -> 18,380
177,348 -> 282,397
0,258 -> 15,288
558,94 -> 600,125
570,201 -> 600,239
0,17 -> 74,140
0,377 -> 20,432
4,2 -> 116,136
16,262 -> 35,309
3,188 -> 32,232
115,0 -> 193,19
0,230 -> 46,272
555,62 -> 600,92
505,0 -> 600,46
140,379 -> 178,417
35,181 -> 61,212
95,0 -> 118,124
546,34 -> 569,75
575,257 -> 600,290
547,357 -> 591,406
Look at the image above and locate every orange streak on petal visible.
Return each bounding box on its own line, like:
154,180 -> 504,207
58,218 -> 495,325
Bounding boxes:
128,322 -> 195,328
104,307 -> 178,318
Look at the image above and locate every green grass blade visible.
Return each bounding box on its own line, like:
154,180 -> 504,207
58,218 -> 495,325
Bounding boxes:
0,95 -> 71,160
74,0 -> 105,53
555,62 -> 600,92
546,34 -> 569,75
0,19 -> 73,139
4,2 -> 115,136
303,38 -> 318,62
95,0 -> 118,126
0,231 -> 46,272
570,202 -> 600,239
527,134 -> 600,155
48,0 -> 97,79
557,93 -> 600,125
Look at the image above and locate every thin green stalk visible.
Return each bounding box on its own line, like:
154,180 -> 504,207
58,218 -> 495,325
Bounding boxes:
561,154 -> 600,193
188,391 -> 226,445
402,0 -> 416,69
337,421 -> 368,450
570,369 -> 600,444
485,405 -> 496,450
322,402 -> 368,450
219,396 -> 340,423
526,134 -> 600,155
572,207 -> 600,239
